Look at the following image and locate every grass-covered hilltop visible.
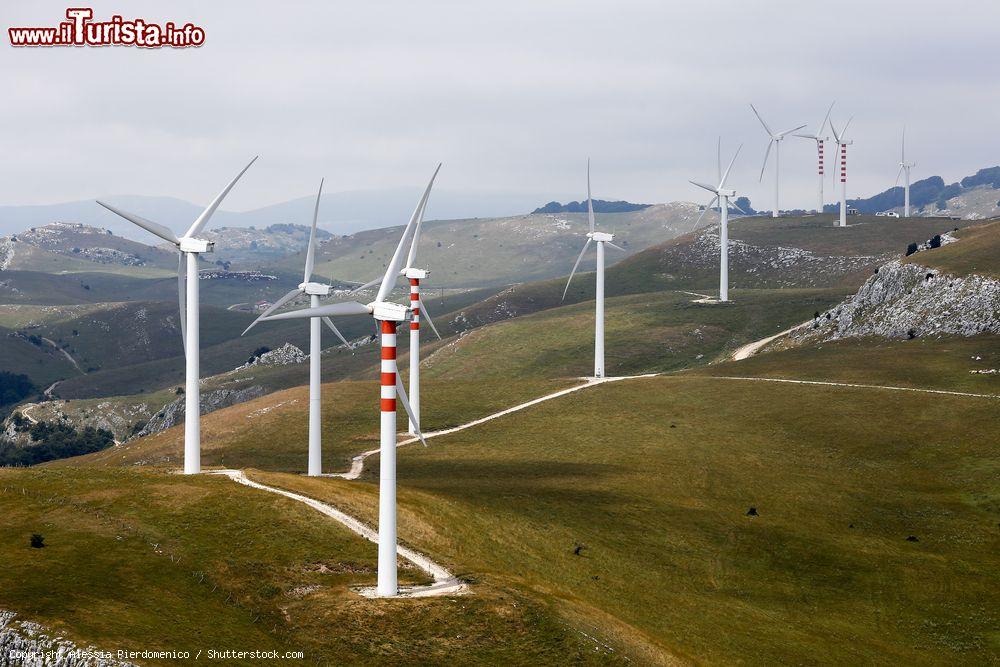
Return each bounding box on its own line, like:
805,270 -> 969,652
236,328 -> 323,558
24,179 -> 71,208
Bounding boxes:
1,210 -> 998,664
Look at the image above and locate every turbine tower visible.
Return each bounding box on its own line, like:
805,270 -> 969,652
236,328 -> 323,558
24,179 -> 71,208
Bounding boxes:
794,102 -> 835,213
256,165 -> 440,598
750,104 -> 805,218
349,182 -> 443,435
562,160 -> 625,378
830,116 -> 854,227
97,157 -> 258,474
895,128 -> 916,217
241,179 -> 350,477
690,141 -> 744,302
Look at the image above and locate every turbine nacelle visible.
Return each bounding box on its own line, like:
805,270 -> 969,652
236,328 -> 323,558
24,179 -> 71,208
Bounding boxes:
590,231 -> 614,242
717,188 -> 736,198
179,237 -> 214,253
402,267 -> 428,280
370,300 -> 409,322
300,281 -> 331,296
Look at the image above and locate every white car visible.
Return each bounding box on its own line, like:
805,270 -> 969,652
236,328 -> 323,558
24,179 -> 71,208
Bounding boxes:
885,211 -> 900,218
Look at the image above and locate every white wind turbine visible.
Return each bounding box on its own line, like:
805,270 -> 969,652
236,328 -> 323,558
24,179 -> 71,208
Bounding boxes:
690,141 -> 744,302
794,101 -> 835,213
750,104 -> 806,218
562,160 -> 625,379
255,165 -> 439,598
895,127 -> 916,217
348,179 -> 443,436
96,157 -> 258,475
829,116 -> 854,227
241,179 -> 351,477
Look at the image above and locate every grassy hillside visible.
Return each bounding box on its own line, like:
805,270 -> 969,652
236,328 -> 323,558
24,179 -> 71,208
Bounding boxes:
226,373 -> 998,664
0,467 -> 605,664
277,204 -> 707,289
904,218 -> 1000,279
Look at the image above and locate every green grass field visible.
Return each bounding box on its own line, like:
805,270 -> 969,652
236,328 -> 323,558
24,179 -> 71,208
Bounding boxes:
904,218 -> 1000,279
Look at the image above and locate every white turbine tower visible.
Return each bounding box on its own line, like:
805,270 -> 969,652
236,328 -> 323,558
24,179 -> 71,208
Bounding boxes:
255,165 -> 440,597
562,160 -> 625,378
96,157 -> 258,475
830,116 -> 854,227
348,181 -> 443,436
794,102 -> 835,213
241,179 -> 350,477
690,141 -> 743,302
750,104 -> 806,218
896,128 -> 916,218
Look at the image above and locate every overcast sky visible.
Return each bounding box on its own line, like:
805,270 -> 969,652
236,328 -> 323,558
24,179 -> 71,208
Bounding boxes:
2,0 -> 997,215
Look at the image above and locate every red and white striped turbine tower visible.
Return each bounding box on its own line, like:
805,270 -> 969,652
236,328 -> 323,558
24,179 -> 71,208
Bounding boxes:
794,102 -> 835,214
830,116 -> 854,227
257,165 -> 440,597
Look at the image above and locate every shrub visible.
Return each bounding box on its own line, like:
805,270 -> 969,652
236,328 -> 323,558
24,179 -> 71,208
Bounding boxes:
907,329 -> 917,339
929,234 -> 942,249
905,242 -> 918,256
0,372 -> 36,407
30,534 -> 44,548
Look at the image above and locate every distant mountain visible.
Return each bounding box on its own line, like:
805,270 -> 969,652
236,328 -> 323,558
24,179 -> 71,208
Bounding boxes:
0,188 -> 576,242
828,166 -> 1000,219
532,199 -> 651,214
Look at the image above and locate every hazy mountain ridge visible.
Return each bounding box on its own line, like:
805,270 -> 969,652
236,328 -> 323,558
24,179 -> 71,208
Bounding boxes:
837,165 -> 1000,219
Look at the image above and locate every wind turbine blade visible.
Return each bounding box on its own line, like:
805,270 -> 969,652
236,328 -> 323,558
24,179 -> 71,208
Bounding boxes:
405,170 -> 435,270
750,104 -> 775,136
322,317 -> 350,347
720,144 -> 743,188
690,195 -> 719,233
793,133 -> 818,140
177,252 -> 186,353
562,238 -> 592,301
818,101 -> 835,136
260,300 -> 371,322
587,159 -> 595,233
717,137 -> 722,185
185,156 -> 258,238
689,180 -> 718,195
841,116 -> 854,138
894,164 -> 905,188
417,297 -> 442,340
376,163 -> 441,304
758,140 -> 773,182
777,124 -> 807,138
241,288 -> 303,335
730,199 -> 749,215
901,126 -> 906,163
395,375 -> 427,447
304,178 -> 324,283
350,276 -> 382,294
96,201 -> 179,245
606,241 -> 626,252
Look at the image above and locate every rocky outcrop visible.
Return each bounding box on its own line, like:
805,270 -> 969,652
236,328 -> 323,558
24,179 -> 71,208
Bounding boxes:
234,343 -> 306,371
792,260 -> 1000,342
137,386 -> 267,437
1,609 -> 135,666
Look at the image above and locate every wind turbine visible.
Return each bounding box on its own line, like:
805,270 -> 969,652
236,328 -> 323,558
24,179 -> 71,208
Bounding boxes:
895,128 -> 916,217
96,157 -> 258,475
829,116 -> 854,227
255,165 -> 439,597
348,181 -> 443,436
562,160 -> 625,378
794,102 -> 835,213
241,179 -> 350,477
690,141 -> 743,302
750,104 -> 806,218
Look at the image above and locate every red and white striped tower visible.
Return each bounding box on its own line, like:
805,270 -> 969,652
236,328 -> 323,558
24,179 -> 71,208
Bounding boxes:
838,142 -> 848,227
404,269 -> 428,435
817,139 -> 825,214
377,318 -> 400,597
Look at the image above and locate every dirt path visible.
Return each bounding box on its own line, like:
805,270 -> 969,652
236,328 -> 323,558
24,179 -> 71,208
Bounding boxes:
210,469 -> 467,598
731,320 -> 812,361
41,337 -> 84,374
331,375 -> 656,481
702,375 -> 1000,400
